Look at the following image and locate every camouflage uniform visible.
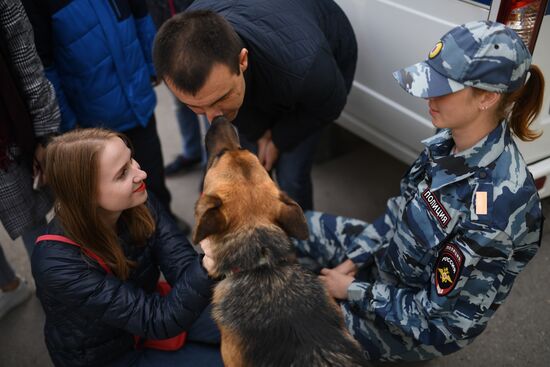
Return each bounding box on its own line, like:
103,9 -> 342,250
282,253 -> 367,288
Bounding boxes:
294,120 -> 542,361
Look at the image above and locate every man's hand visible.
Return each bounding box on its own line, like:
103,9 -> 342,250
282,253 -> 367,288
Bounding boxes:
33,143 -> 47,189
151,76 -> 161,87
318,267 -> 355,300
200,237 -> 216,275
257,130 -> 279,171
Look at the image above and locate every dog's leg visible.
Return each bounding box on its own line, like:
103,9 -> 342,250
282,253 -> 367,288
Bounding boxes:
219,325 -> 246,367
213,281 -> 248,366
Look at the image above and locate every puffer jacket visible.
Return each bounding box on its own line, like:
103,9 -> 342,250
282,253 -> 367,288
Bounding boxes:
187,0 -> 357,152
32,195 -> 214,367
22,0 -> 157,132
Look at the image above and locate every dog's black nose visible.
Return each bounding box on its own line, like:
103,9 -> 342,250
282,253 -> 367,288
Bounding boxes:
205,115 -> 241,165
211,115 -> 228,125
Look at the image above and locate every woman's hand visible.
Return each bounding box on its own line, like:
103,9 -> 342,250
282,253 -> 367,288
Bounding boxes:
318,267 -> 355,300
200,238 -> 216,275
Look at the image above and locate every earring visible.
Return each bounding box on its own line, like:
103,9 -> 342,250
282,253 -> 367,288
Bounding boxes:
480,105 -> 487,111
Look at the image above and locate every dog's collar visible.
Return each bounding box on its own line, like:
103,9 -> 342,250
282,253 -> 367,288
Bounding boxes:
229,256 -> 269,275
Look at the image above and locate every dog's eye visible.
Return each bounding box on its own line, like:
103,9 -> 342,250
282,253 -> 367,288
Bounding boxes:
216,149 -> 228,159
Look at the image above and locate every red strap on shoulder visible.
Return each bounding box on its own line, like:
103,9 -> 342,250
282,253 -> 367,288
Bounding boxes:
168,0 -> 176,16
35,234 -> 113,274
36,234 -> 79,246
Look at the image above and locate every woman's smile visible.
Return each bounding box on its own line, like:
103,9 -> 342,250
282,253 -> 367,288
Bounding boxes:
133,182 -> 146,193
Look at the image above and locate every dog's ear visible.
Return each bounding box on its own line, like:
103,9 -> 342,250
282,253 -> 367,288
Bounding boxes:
193,194 -> 227,244
276,192 -> 309,240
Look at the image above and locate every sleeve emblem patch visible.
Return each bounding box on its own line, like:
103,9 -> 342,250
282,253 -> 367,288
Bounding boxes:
435,243 -> 464,296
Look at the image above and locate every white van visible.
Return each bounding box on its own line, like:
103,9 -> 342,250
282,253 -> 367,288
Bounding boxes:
334,0 -> 550,198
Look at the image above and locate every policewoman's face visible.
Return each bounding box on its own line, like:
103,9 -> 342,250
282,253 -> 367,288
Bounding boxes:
96,138 -> 148,218
428,87 -> 481,130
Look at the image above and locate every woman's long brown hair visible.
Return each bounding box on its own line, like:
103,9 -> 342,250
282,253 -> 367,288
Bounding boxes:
45,128 -> 155,280
498,65 -> 545,141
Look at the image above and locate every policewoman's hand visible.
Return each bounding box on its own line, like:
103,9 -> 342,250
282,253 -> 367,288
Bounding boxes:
318,267 -> 355,300
332,259 -> 358,277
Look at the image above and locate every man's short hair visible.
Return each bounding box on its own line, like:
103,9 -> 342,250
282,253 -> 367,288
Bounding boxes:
153,10 -> 243,95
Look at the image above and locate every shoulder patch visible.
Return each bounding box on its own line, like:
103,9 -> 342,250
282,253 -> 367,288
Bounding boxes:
422,189 -> 451,228
435,243 -> 464,296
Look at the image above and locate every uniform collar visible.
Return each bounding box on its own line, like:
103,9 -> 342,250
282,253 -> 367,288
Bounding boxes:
421,120 -> 510,191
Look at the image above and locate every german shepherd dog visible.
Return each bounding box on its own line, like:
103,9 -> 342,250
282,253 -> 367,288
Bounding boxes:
192,117 -> 368,367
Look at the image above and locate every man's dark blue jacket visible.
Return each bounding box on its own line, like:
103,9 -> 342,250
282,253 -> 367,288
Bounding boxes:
188,0 -> 357,151
32,196 -> 213,367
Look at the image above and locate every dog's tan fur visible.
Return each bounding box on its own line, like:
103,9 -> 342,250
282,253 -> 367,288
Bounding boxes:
193,117 -> 368,367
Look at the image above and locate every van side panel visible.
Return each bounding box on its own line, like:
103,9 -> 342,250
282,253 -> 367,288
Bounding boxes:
334,0 -> 489,164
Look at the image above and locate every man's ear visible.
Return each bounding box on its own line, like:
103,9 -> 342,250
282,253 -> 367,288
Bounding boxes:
239,48 -> 248,72
276,192 -> 309,240
192,194 -> 226,244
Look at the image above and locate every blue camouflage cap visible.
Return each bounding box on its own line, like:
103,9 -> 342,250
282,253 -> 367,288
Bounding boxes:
393,20 -> 531,98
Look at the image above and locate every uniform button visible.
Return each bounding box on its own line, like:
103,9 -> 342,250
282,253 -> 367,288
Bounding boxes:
479,171 -> 487,179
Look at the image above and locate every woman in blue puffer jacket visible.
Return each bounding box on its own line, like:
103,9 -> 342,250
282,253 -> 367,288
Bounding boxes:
32,128 -> 222,367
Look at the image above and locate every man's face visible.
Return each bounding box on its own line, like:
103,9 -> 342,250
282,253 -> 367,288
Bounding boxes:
166,49 -> 248,123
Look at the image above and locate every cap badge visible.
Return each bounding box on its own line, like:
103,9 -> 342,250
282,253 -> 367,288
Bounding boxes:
429,41 -> 443,59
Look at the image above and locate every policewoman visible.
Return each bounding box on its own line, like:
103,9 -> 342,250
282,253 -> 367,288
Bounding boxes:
293,21 -> 545,361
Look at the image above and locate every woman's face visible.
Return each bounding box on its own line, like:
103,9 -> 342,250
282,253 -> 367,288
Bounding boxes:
428,87 -> 480,130
96,137 -> 148,218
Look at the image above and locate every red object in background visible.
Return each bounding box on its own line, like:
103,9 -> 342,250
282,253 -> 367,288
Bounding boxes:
497,0 -> 549,52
